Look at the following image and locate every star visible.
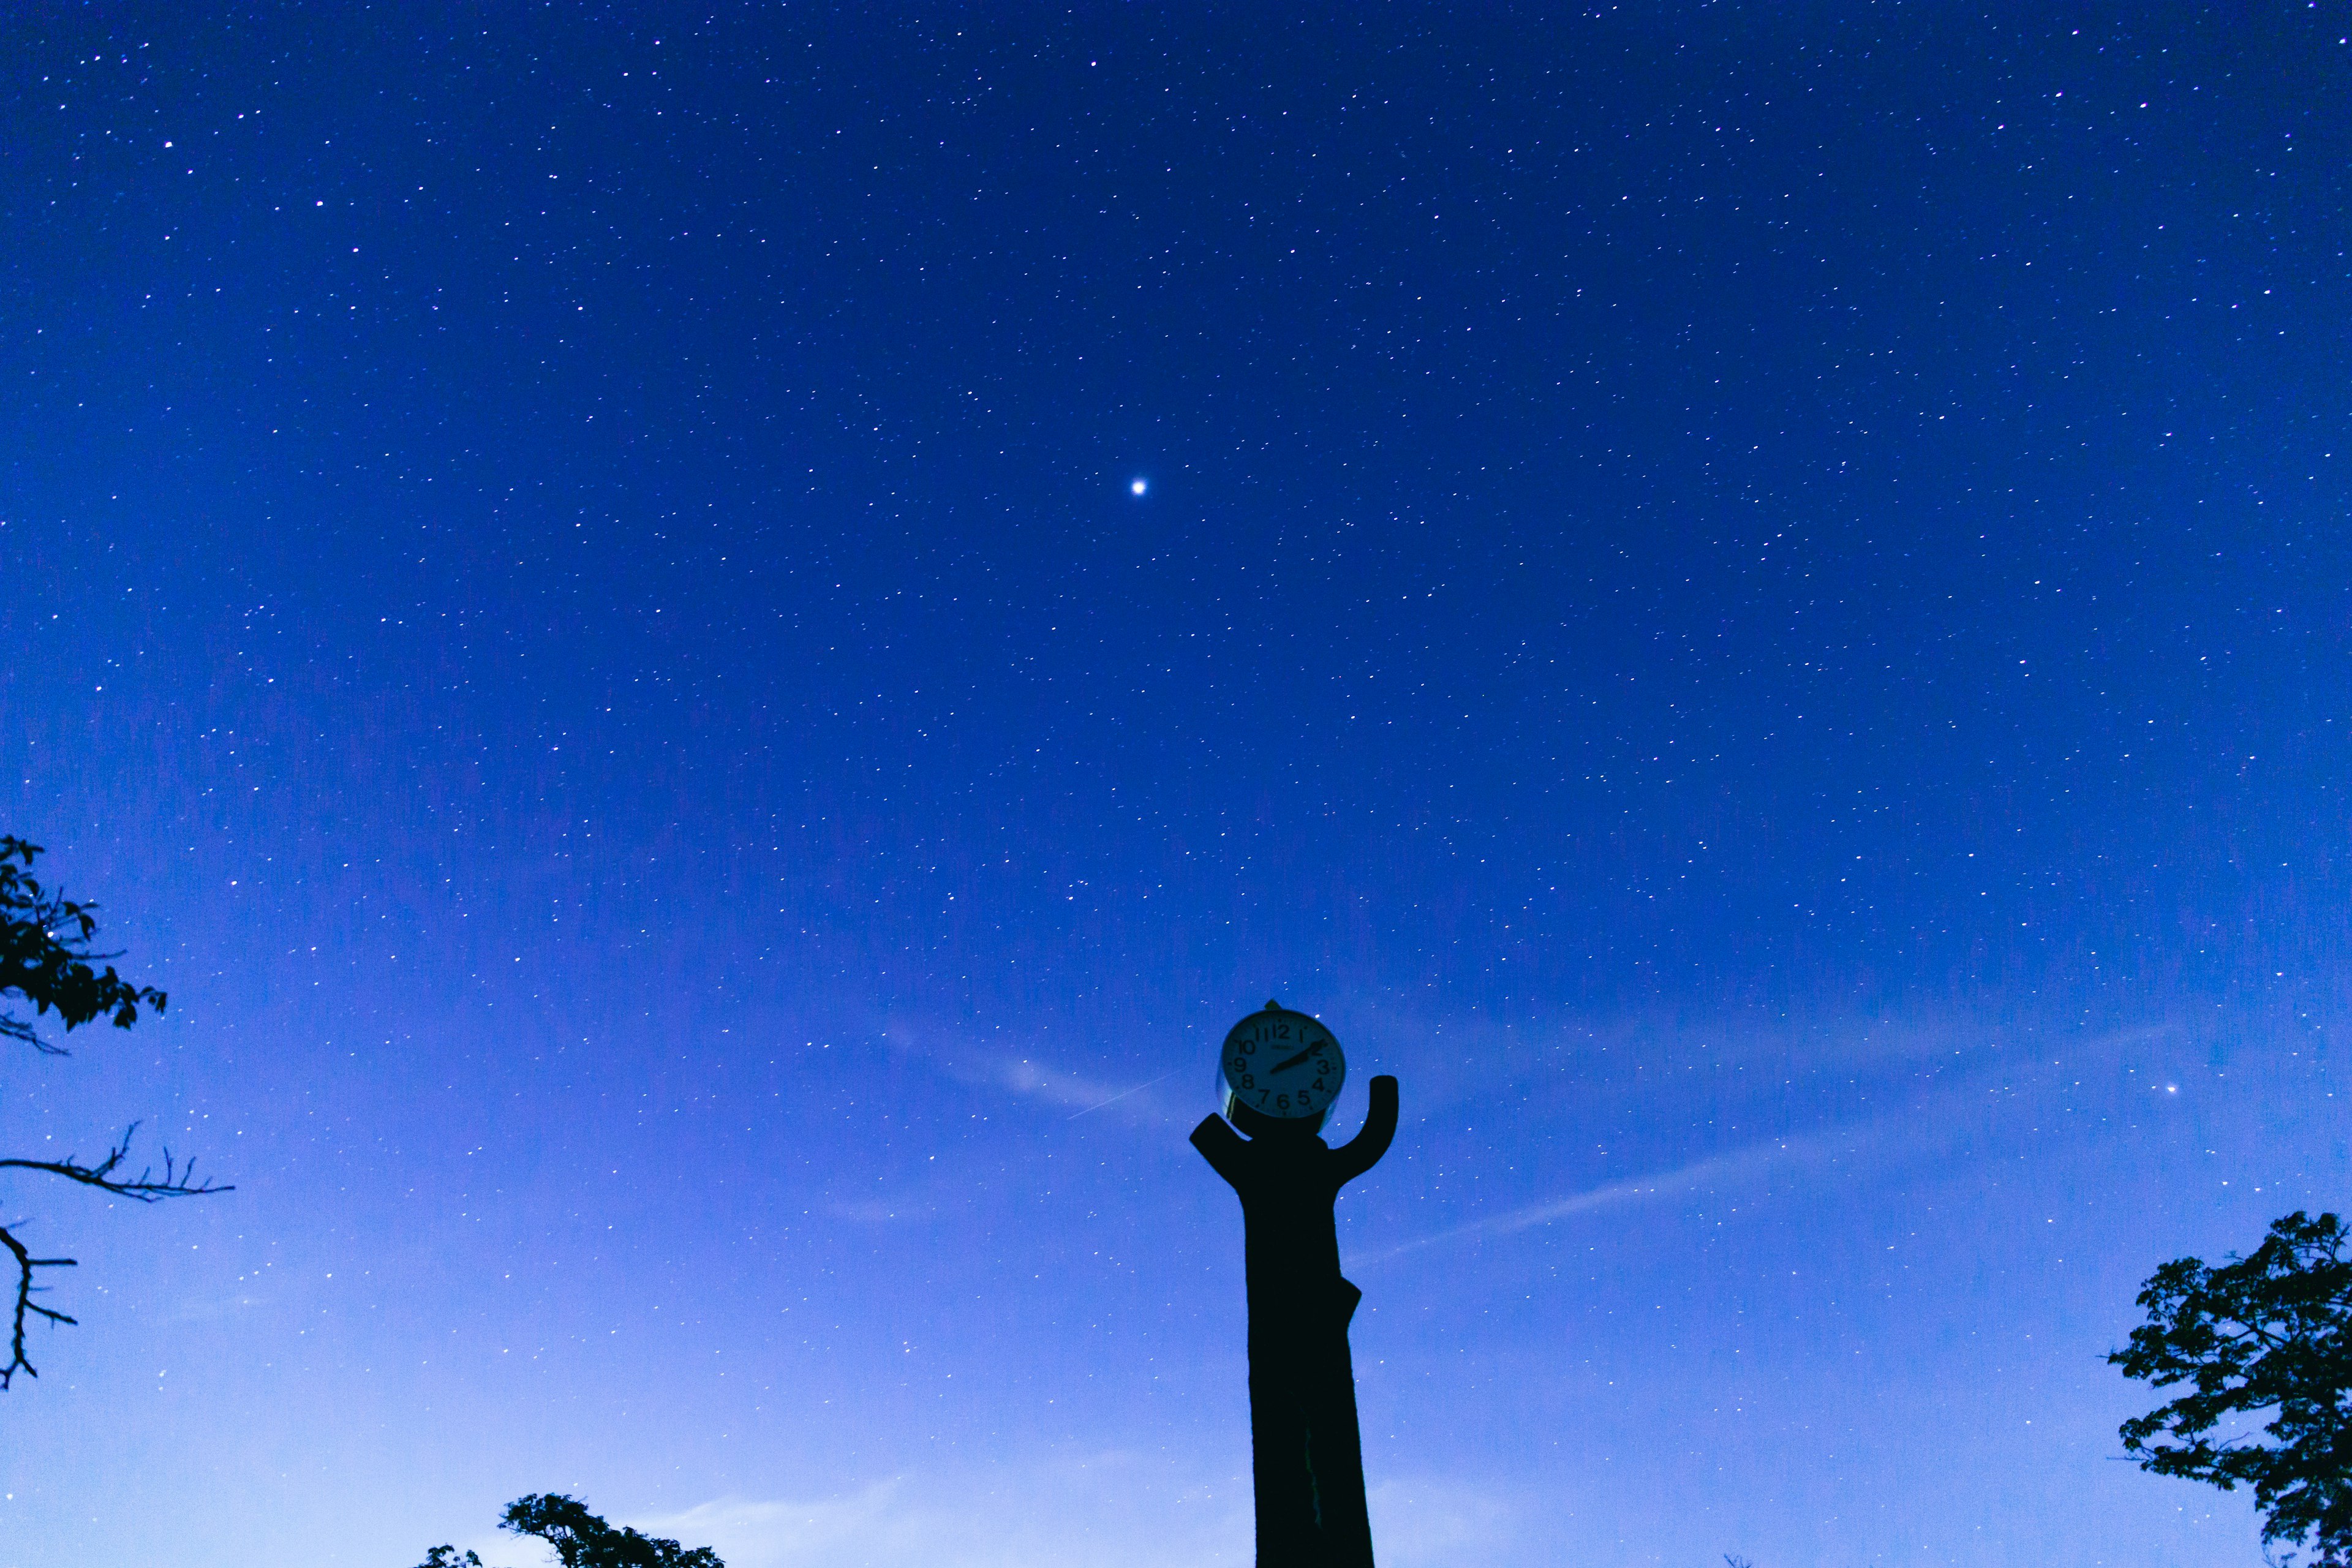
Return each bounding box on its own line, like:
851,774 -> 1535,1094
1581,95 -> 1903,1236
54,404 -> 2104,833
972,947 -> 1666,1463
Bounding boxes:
1130,478 -> 1147,495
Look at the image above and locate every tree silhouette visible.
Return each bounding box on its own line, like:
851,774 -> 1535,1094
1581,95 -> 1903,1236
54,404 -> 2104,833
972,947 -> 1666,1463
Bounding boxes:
2111,1210 -> 2352,1566
419,1493 -> 725,1568
413,1494 -> 725,1568
0,835 -> 227,1388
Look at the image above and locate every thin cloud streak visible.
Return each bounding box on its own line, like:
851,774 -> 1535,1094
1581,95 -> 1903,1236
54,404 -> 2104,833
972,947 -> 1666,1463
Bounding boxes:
623,1458 -> 1254,1568
622,1463 -> 1525,1568
1358,1121 -> 1898,1268
883,1019 -> 1182,1121
1356,1019 -> 2165,1268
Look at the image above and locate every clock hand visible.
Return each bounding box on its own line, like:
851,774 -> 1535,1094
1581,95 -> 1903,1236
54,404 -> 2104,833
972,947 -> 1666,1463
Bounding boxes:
1272,1045 -> 1318,1074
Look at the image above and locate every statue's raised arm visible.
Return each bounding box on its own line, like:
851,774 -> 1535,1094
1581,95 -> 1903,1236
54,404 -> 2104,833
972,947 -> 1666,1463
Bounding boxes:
1189,1112 -> 1250,1190
1330,1074 -> 1398,1186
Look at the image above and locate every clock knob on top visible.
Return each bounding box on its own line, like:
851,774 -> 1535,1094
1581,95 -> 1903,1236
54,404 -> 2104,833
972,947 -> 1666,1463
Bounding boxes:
1220,1001 -> 1346,1126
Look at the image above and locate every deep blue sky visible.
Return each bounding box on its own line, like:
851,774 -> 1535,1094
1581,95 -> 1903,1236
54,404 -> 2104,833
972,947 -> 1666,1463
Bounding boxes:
3,6 -> 2346,1566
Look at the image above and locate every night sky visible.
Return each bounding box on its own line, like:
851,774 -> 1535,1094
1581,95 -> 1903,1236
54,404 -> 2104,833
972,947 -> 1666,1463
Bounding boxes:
4,6 -> 2348,1565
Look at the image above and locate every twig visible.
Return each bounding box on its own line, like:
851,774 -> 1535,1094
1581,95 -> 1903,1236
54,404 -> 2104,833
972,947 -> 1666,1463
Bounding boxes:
0,1123 -> 230,1387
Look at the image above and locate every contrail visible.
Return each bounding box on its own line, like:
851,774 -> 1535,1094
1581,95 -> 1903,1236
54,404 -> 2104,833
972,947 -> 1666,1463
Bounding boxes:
1355,1120 -> 1898,1267
1066,1069 -> 1180,1120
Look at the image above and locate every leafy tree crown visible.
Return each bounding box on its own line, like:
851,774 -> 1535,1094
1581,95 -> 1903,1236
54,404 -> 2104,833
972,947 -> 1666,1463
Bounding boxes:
501,1494 -> 724,1568
2111,1210 -> 2352,1567
0,835 -> 165,1055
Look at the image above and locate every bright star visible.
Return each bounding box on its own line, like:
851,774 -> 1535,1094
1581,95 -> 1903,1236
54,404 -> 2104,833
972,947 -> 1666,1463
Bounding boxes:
1131,478 -> 1148,496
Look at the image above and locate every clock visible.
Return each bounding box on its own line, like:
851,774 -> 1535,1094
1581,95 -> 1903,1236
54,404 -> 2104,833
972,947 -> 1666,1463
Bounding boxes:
1220,1000 -> 1346,1121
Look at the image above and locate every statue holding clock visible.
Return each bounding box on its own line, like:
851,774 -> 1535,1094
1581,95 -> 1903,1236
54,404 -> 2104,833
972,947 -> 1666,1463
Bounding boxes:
1191,1001 -> 1400,1568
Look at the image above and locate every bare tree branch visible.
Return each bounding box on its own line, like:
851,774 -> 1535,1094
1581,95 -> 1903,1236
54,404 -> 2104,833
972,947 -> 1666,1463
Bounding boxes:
0,1124 -> 230,1388
0,1220 -> 77,1390
0,1123 -> 231,1202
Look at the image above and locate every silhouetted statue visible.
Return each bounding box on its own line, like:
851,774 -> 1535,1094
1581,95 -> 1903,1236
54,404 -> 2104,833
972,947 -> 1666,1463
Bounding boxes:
1193,1074 -> 1398,1568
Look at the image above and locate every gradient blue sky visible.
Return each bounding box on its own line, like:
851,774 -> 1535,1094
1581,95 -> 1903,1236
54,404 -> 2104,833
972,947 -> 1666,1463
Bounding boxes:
3,6 -> 2346,1565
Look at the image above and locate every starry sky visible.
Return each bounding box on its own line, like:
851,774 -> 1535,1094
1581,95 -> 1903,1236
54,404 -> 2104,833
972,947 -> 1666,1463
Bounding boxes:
3,6 -> 2348,1566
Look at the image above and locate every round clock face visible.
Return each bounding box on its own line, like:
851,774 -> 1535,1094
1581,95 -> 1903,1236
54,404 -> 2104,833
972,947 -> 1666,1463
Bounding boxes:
1221,1003 -> 1346,1120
